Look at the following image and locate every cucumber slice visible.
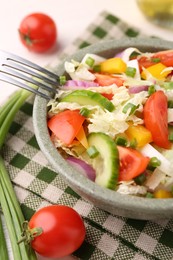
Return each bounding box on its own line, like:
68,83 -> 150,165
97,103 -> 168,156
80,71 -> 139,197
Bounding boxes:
60,90 -> 115,112
87,132 -> 119,189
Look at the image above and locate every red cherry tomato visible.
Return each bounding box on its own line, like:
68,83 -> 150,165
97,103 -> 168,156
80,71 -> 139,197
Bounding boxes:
94,73 -> 124,87
19,13 -> 57,53
144,90 -> 171,149
28,205 -> 86,258
47,110 -> 85,145
118,146 -> 149,181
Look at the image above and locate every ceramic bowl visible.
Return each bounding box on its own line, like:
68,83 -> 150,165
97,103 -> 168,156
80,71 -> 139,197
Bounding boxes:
33,37 -> 173,220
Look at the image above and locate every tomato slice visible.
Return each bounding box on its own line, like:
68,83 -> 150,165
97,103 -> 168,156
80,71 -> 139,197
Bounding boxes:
118,146 -> 149,181
47,110 -> 85,145
94,73 -> 124,87
144,90 -> 171,149
101,93 -> 114,100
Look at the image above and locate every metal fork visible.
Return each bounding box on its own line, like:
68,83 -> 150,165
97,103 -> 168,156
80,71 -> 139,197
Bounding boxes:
0,50 -> 61,100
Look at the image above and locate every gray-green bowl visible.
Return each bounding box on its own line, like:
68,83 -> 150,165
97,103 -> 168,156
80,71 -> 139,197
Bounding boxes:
33,37 -> 173,220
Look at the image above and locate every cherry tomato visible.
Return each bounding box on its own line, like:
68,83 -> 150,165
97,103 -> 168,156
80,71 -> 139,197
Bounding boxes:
144,90 -> 171,149
19,13 -> 57,53
28,205 -> 86,258
118,146 -> 149,181
47,110 -> 85,145
94,73 -> 124,87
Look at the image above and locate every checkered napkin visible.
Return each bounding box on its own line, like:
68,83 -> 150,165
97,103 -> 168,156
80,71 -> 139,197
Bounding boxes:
2,11 -> 173,260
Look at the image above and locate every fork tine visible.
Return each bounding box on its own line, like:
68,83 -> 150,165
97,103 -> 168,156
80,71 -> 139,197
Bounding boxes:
1,66 -> 58,94
0,50 -> 59,81
4,61 -> 59,86
0,72 -> 51,100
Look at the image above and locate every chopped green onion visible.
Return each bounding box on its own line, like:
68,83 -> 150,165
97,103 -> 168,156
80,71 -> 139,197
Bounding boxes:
129,138 -> 137,149
129,51 -> 141,59
59,75 -> 67,85
151,57 -> 161,63
169,132 -> 173,141
125,67 -> 136,78
147,157 -> 161,171
87,145 -> 99,158
93,64 -> 101,72
85,56 -> 95,67
168,100 -> 173,108
80,107 -> 90,117
146,192 -> 154,198
134,173 -> 146,185
122,103 -> 139,116
148,85 -> 156,96
115,136 -> 128,146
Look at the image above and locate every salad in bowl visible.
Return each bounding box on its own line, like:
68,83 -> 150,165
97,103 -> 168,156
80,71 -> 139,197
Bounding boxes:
33,38 -> 173,219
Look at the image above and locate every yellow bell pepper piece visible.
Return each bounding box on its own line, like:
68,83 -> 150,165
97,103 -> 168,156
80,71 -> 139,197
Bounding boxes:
141,62 -> 171,80
125,124 -> 153,148
154,189 -> 173,199
76,125 -> 88,149
100,57 -> 127,74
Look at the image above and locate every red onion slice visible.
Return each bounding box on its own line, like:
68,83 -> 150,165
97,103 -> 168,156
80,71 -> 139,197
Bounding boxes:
129,85 -> 148,94
63,80 -> 99,89
66,157 -> 96,181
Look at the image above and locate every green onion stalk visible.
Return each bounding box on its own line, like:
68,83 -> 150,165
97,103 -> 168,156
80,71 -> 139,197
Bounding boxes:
0,88 -> 37,259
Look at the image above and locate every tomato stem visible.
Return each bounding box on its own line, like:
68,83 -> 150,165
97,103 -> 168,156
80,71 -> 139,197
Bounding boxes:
18,221 -> 43,244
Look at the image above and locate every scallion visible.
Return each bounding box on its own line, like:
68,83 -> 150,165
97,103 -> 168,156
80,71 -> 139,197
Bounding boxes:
151,57 -> 161,63
80,107 -> 90,117
93,64 -> 101,72
169,132 -> 173,141
122,103 -> 139,116
115,136 -> 128,146
125,67 -> 136,78
0,213 -> 8,259
168,100 -> 173,108
59,75 -> 67,85
147,157 -> 161,171
148,85 -> 156,96
0,88 -> 37,259
85,56 -> 95,68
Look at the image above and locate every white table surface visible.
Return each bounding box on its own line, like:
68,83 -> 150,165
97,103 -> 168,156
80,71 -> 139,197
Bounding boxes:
1,0 -> 173,259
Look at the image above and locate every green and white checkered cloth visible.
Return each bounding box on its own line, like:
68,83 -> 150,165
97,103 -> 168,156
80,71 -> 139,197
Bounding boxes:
2,10 -> 173,260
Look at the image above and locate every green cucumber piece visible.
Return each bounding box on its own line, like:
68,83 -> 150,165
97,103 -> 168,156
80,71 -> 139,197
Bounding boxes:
87,132 -> 119,189
60,90 -> 115,112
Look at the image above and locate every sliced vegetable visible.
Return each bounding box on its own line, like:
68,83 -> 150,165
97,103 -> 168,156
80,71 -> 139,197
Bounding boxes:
47,110 -> 85,145
87,132 -> 119,189
99,57 -> 127,74
94,73 -> 124,87
118,146 -> 150,181
66,157 -> 96,181
125,124 -> 153,148
141,63 -> 170,80
144,90 -> 171,149
61,90 -> 115,112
